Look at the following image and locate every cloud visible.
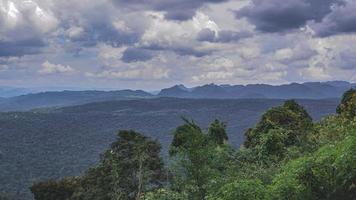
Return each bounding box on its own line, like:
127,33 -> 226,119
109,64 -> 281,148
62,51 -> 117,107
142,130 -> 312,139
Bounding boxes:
38,61 -> 75,75
0,38 -> 45,57
1,0 -> 356,89
310,0 -> 356,37
235,0 -> 341,33
112,0 -> 229,21
0,0 -> 58,57
121,47 -> 154,63
197,29 -> 253,42
139,11 -> 220,57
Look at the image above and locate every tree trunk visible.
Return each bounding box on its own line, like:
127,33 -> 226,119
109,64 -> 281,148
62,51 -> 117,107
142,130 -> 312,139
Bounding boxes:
136,155 -> 144,200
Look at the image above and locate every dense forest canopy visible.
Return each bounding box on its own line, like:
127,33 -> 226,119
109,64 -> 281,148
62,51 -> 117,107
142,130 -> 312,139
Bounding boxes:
23,89 -> 356,199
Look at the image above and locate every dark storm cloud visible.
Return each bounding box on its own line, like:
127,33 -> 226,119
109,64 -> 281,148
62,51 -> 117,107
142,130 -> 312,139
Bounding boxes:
236,0 -> 342,33
112,0 -> 229,20
197,29 -> 253,42
121,47 -> 154,63
0,38 -> 46,57
311,1 -> 356,37
141,43 -> 212,57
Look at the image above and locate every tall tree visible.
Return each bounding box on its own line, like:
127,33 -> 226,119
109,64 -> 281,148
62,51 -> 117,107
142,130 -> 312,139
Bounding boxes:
169,119 -> 233,200
72,130 -> 165,200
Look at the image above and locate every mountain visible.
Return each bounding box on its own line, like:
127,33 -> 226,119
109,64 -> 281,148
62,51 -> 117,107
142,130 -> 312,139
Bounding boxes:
0,97 -> 339,199
158,84 -> 191,97
0,90 -> 153,112
159,81 -> 355,99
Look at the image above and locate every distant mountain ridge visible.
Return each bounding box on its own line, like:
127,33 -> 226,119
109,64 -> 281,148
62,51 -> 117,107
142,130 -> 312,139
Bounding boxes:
0,81 -> 354,112
0,90 -> 153,112
158,81 -> 356,99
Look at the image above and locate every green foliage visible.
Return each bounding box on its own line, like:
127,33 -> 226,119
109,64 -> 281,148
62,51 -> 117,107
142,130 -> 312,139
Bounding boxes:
208,119 -> 228,145
208,179 -> 267,200
169,119 -> 233,200
144,189 -> 188,200
72,130 -> 165,200
269,130 -> 356,199
30,177 -> 80,200
337,89 -> 356,119
309,115 -> 356,148
244,100 -> 313,149
169,118 -> 204,156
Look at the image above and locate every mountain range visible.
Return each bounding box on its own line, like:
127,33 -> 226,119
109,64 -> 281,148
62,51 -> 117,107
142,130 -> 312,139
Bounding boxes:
158,81 -> 356,99
0,81 -> 354,112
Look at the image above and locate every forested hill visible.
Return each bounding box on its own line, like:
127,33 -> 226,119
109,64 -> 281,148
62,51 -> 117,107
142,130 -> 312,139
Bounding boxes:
27,89 -> 356,200
0,98 -> 339,199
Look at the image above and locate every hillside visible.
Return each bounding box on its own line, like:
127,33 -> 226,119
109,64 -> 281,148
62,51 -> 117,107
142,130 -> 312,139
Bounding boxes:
0,98 -> 339,199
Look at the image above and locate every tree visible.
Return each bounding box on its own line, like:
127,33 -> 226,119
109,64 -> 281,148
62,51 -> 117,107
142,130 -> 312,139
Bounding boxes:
169,118 -> 204,156
208,119 -> 228,145
30,177 -> 80,200
71,130 -> 165,200
169,119 -> 233,200
244,100 -> 313,149
169,119 -> 209,200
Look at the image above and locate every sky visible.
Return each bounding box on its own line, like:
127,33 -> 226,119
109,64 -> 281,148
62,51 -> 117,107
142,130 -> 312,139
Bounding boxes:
0,0 -> 356,90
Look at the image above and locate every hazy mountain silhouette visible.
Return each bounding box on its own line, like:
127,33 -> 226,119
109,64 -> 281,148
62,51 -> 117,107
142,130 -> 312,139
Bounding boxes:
0,81 -> 354,112
159,81 -> 355,99
0,90 -> 152,111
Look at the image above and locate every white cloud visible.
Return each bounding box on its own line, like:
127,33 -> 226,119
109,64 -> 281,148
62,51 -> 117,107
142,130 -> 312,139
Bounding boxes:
112,19 -> 132,33
0,0 -> 58,34
38,61 -> 75,75
140,11 -> 219,49
97,43 -> 127,67
66,26 -> 84,39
